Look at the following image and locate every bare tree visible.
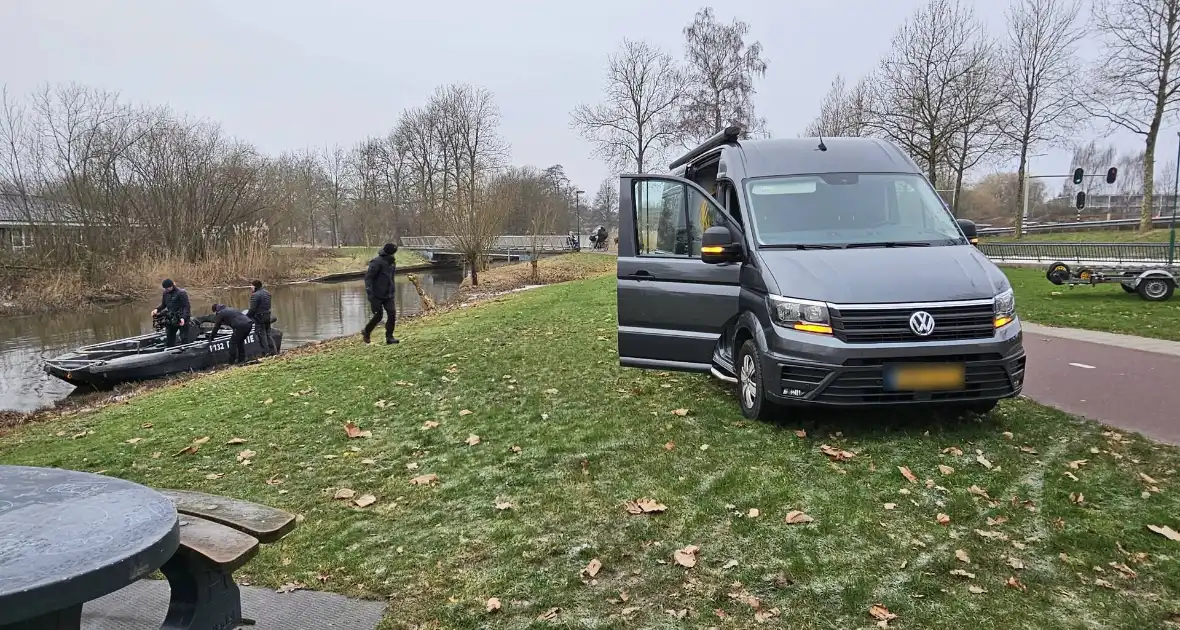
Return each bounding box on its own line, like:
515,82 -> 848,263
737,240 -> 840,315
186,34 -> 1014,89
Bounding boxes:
571,39 -> 685,173
867,0 -> 989,188
679,8 -> 769,143
589,177 -> 620,235
431,84 -> 510,286
804,75 -> 872,137
944,46 -> 1008,215
1086,0 -> 1180,229
1002,0 -> 1086,238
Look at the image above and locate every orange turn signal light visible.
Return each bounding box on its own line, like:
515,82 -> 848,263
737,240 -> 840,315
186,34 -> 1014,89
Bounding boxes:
793,322 -> 833,335
994,315 -> 1013,328
701,245 -> 724,254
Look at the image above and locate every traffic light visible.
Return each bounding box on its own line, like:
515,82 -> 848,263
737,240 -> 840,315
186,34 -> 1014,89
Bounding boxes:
1073,168 -> 1084,185
1106,167 -> 1118,184
1075,191 -> 1086,209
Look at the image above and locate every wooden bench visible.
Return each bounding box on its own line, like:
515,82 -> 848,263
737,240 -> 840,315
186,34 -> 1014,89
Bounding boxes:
157,489 -> 298,630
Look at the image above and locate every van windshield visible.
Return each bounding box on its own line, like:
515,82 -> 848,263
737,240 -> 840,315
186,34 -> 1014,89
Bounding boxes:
744,173 -> 967,248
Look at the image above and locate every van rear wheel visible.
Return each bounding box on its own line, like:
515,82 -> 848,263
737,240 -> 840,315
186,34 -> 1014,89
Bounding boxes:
737,339 -> 775,421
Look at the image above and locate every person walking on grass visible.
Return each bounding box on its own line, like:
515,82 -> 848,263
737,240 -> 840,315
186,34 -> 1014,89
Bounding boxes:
150,279 -> 191,347
247,280 -> 276,356
206,303 -> 255,364
362,242 -> 399,345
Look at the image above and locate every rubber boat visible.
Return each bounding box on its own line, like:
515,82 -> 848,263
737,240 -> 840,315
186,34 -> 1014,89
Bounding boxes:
43,321 -> 283,390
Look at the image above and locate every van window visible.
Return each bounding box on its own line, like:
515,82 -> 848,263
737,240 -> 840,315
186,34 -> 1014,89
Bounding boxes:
634,180 -> 729,257
744,173 -> 965,247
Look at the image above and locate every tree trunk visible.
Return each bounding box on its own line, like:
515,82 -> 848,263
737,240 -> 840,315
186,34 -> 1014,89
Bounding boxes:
1014,146 -> 1029,240
1142,130 -> 1159,231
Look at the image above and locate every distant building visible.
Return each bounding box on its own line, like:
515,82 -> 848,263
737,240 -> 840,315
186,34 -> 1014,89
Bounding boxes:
0,193 -> 86,251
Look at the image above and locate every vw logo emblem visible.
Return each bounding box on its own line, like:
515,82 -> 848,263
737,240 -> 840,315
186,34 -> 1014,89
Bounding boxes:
909,311 -> 936,336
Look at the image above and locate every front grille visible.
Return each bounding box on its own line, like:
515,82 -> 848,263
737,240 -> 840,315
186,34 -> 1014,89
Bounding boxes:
780,364 -> 832,396
831,302 -> 996,343
813,355 -> 1015,404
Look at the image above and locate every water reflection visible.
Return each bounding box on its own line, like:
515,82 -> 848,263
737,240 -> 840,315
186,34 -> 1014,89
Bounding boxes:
0,267 -> 466,412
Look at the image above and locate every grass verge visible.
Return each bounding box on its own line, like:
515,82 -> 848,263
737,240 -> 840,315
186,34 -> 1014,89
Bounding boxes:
3,273 -> 1179,629
984,229 -> 1176,244
1003,267 -> 1180,341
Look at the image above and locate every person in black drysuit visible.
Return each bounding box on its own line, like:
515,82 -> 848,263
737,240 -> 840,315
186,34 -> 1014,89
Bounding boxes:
362,242 -> 399,345
206,303 -> 255,364
150,279 -> 191,347
247,280 -> 276,356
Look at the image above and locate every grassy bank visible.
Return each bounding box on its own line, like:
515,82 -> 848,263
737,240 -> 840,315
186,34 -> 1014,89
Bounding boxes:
984,228 -> 1175,243
1003,267 -> 1180,341
0,246 -> 429,317
3,273 -> 1178,629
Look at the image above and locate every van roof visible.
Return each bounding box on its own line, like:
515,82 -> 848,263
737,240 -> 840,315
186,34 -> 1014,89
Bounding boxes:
730,137 -> 923,179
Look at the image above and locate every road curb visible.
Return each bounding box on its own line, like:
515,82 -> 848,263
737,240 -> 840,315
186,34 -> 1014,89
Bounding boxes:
1022,322 -> 1180,357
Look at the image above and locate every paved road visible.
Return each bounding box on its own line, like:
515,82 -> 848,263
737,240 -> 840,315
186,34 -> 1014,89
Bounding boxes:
1020,323 -> 1180,444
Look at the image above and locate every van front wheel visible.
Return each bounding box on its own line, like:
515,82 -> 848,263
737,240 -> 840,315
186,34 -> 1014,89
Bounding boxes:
737,339 -> 774,421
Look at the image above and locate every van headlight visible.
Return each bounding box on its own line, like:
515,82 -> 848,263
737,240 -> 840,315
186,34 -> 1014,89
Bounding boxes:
994,288 -> 1016,328
768,295 -> 832,334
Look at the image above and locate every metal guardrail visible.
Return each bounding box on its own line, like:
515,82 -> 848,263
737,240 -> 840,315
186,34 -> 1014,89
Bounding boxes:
977,216 -> 1175,236
977,241 -> 1173,265
400,235 -> 574,252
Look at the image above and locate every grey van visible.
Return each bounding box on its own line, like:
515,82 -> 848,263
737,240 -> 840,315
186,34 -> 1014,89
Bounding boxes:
616,129 -> 1026,420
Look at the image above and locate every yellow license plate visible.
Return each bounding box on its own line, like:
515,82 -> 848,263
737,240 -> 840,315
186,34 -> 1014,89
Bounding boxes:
885,363 -> 966,391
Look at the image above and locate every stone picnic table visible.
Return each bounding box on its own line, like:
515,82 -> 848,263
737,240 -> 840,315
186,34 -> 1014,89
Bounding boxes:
0,465 -> 179,630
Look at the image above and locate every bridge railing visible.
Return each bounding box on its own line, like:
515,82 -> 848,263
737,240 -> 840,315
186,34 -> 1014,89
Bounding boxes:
401,235 -> 573,252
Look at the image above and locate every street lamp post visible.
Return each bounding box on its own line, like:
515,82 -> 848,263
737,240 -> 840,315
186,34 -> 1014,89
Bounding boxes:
1170,132 -> 1179,266
575,189 -> 585,247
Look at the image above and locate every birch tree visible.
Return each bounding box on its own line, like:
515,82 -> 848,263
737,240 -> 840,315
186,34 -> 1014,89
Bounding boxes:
678,8 -> 769,143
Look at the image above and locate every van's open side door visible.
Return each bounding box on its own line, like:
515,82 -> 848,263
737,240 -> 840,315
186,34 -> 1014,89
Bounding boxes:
616,174 -> 742,373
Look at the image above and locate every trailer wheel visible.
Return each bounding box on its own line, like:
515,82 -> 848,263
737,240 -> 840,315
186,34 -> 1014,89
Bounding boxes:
1137,277 -> 1175,301
1046,262 -> 1070,285
1076,267 -> 1094,283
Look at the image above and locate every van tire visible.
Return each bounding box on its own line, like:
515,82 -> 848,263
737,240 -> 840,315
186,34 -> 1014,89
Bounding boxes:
736,339 -> 773,421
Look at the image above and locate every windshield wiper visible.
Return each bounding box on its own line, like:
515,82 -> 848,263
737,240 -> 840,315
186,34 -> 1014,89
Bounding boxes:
760,243 -> 843,250
843,241 -> 933,249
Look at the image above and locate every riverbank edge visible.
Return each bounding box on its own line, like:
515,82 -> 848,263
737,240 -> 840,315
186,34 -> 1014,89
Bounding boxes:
0,258 -> 613,433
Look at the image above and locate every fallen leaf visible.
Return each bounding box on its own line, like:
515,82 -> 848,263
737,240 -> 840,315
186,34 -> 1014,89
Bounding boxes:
226,437 -> 247,445
975,528 -> 1009,541
1070,492 -> 1085,505
344,422 -> 372,439
667,609 -> 687,619
977,454 -> 993,469
544,388 -> 559,395
968,485 -> 991,499
1005,576 -> 1027,592
899,466 -> 919,483
1110,562 -> 1137,578
938,464 -> 955,475
263,398 -> 273,405
754,608 -> 780,622
1064,471 -> 1079,481
1068,459 -> 1089,470
956,549 -> 971,564
671,408 -> 690,416
126,438 -> 143,444
1147,524 -> 1180,541
237,449 -> 256,463
1007,557 -> 1026,570
410,473 -> 439,486
583,558 -> 602,578
624,498 -> 667,514
333,488 -> 356,500
968,585 -> 987,594
1002,431 -> 1014,440
276,582 -> 304,594
205,473 -> 223,480
494,500 -> 514,511
465,434 -> 481,446
459,409 -> 473,416
987,516 -> 1009,526
673,545 -> 699,568
1094,578 -> 1116,589
510,445 -> 522,453
820,444 -> 855,461
869,604 -> 897,623
943,446 -> 964,456
784,510 -> 814,524
140,423 -> 153,429
937,513 -> 952,526
950,569 -> 976,578
748,508 -> 760,518
664,441 -> 675,451
406,462 -> 419,471
884,503 -> 897,510
538,607 -> 559,621
354,494 -> 376,508
485,598 -> 501,612
722,559 -> 739,569
421,421 -> 439,430
1140,472 -> 1160,485
1020,446 -> 1038,454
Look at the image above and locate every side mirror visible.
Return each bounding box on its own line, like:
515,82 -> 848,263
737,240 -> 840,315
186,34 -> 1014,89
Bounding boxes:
701,226 -> 742,264
956,219 -> 979,245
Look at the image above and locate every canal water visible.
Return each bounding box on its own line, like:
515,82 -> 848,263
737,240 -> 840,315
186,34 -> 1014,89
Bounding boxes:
0,267 -> 466,412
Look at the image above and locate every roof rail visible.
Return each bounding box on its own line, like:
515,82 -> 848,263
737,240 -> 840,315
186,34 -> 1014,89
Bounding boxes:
668,125 -> 743,170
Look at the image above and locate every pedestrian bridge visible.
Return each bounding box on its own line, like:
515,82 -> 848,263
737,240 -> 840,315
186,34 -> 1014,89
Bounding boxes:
400,235 -> 577,263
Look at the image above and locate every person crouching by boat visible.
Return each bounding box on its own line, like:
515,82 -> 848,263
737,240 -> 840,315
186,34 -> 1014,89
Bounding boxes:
150,279 -> 191,347
206,303 -> 254,364
247,280 -> 276,356
362,243 -> 399,345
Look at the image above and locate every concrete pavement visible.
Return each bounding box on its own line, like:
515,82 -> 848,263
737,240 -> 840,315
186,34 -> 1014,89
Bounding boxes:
1019,322 -> 1180,444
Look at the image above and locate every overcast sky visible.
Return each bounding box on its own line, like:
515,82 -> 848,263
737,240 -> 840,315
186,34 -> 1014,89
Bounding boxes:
3,0 -> 1177,200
